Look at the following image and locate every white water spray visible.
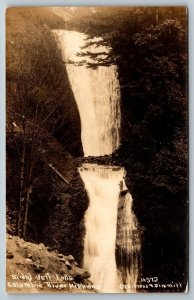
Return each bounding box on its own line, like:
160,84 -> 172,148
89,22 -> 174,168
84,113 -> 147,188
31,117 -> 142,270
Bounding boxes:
54,29 -> 141,293
117,192 -> 141,292
79,164 -> 124,292
53,30 -> 121,157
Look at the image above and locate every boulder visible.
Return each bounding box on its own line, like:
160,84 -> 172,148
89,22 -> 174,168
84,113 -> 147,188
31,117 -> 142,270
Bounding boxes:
70,266 -> 91,283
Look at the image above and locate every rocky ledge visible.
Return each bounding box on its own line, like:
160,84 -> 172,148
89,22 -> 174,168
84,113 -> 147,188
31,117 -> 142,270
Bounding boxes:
6,234 -> 96,293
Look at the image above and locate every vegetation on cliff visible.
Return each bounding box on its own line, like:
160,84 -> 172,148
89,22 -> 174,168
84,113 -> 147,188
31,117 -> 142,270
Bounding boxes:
68,7 -> 188,290
6,7 -> 86,264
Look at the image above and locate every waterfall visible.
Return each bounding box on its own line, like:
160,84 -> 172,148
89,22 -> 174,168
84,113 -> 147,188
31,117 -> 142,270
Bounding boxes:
79,164 -> 124,292
53,29 -> 141,293
53,30 -> 121,157
116,192 -> 141,292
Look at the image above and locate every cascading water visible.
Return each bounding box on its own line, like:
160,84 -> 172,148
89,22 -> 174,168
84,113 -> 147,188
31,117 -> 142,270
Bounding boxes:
79,164 -> 124,292
54,29 -> 141,293
116,191 -> 141,292
53,30 -> 121,157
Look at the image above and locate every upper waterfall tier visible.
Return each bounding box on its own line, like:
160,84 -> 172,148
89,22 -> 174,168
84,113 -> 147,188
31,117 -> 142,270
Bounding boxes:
53,30 -> 121,157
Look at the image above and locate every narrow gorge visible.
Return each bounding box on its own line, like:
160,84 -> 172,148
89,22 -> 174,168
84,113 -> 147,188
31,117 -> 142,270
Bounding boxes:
54,30 -> 141,293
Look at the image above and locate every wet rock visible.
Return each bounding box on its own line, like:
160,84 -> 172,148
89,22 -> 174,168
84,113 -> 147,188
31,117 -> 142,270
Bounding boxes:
62,255 -> 91,283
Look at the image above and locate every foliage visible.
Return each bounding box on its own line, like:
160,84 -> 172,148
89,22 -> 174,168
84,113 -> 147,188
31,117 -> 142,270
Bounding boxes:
69,7 -> 188,289
6,9 -> 83,239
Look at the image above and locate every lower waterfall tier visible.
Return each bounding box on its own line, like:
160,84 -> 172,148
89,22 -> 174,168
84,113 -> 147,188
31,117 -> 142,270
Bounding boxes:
79,163 -> 141,293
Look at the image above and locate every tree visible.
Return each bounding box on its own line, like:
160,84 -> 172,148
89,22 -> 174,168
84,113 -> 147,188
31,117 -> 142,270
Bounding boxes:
6,17 -> 74,238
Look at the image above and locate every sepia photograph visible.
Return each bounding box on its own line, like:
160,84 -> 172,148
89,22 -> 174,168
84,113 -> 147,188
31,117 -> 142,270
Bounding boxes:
6,6 -> 188,293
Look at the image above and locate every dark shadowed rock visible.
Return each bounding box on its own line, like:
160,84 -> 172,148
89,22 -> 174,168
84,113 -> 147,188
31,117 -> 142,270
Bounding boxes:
6,252 -> 14,259
32,263 -> 45,273
70,267 -> 91,283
